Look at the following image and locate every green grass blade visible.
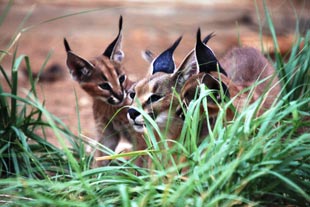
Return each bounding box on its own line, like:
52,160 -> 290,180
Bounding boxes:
0,0 -> 13,27
0,64 -> 12,89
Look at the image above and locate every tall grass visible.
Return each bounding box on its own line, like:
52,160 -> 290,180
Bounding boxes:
0,1 -> 90,178
0,0 -> 310,206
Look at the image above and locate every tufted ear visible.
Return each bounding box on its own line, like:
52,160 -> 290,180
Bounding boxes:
64,37 -> 72,52
172,32 -> 217,89
64,38 -> 94,82
173,48 -> 198,89
202,32 -> 215,45
150,36 -> 182,74
195,28 -> 227,76
103,15 -> 124,63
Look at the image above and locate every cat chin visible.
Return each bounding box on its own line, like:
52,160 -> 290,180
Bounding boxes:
133,124 -> 145,133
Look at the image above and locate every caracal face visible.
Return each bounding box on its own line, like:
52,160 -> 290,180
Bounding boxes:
127,36 -> 200,135
128,72 -> 178,133
127,30 -> 227,135
64,16 -> 131,107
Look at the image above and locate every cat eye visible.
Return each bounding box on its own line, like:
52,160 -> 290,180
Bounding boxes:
129,92 -> 135,99
146,94 -> 162,105
98,83 -> 111,91
119,74 -> 126,84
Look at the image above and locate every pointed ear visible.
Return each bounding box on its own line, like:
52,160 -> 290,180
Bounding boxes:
195,28 -> 227,76
103,15 -> 124,63
64,38 -> 94,82
171,33 -> 215,88
64,38 -> 71,52
202,32 -> 215,45
173,50 -> 198,88
144,32 -> 212,67
151,36 -> 182,74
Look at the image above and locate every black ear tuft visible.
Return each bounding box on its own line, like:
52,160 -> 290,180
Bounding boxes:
64,38 -> 71,52
202,32 -> 215,44
152,36 -> 182,74
103,15 -> 123,58
195,28 -> 227,76
118,15 -> 123,30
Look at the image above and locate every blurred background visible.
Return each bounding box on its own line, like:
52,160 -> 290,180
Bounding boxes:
0,0 -> 309,144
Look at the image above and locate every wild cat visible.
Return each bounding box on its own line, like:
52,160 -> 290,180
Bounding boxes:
127,28 -> 280,142
127,36 -> 200,140
179,28 -> 281,122
64,16 -> 142,166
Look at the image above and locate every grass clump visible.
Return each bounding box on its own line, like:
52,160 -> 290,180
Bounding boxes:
0,1 -> 90,179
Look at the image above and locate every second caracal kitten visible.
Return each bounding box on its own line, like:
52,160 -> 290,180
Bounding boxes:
64,16 -> 141,166
127,36 -> 202,140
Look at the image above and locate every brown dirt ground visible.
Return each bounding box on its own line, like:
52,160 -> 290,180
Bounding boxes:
0,0 -> 309,146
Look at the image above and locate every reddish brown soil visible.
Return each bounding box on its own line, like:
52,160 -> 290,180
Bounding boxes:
0,0 -> 309,146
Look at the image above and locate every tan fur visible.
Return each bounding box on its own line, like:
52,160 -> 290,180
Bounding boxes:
128,32 -> 281,168
127,43 -> 198,169
127,37 -> 196,142
220,47 -> 280,111
64,17 -> 144,166
69,54 -> 137,166
129,72 -> 184,139
132,45 -> 281,169
181,47 -> 281,121
91,58 -> 134,163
